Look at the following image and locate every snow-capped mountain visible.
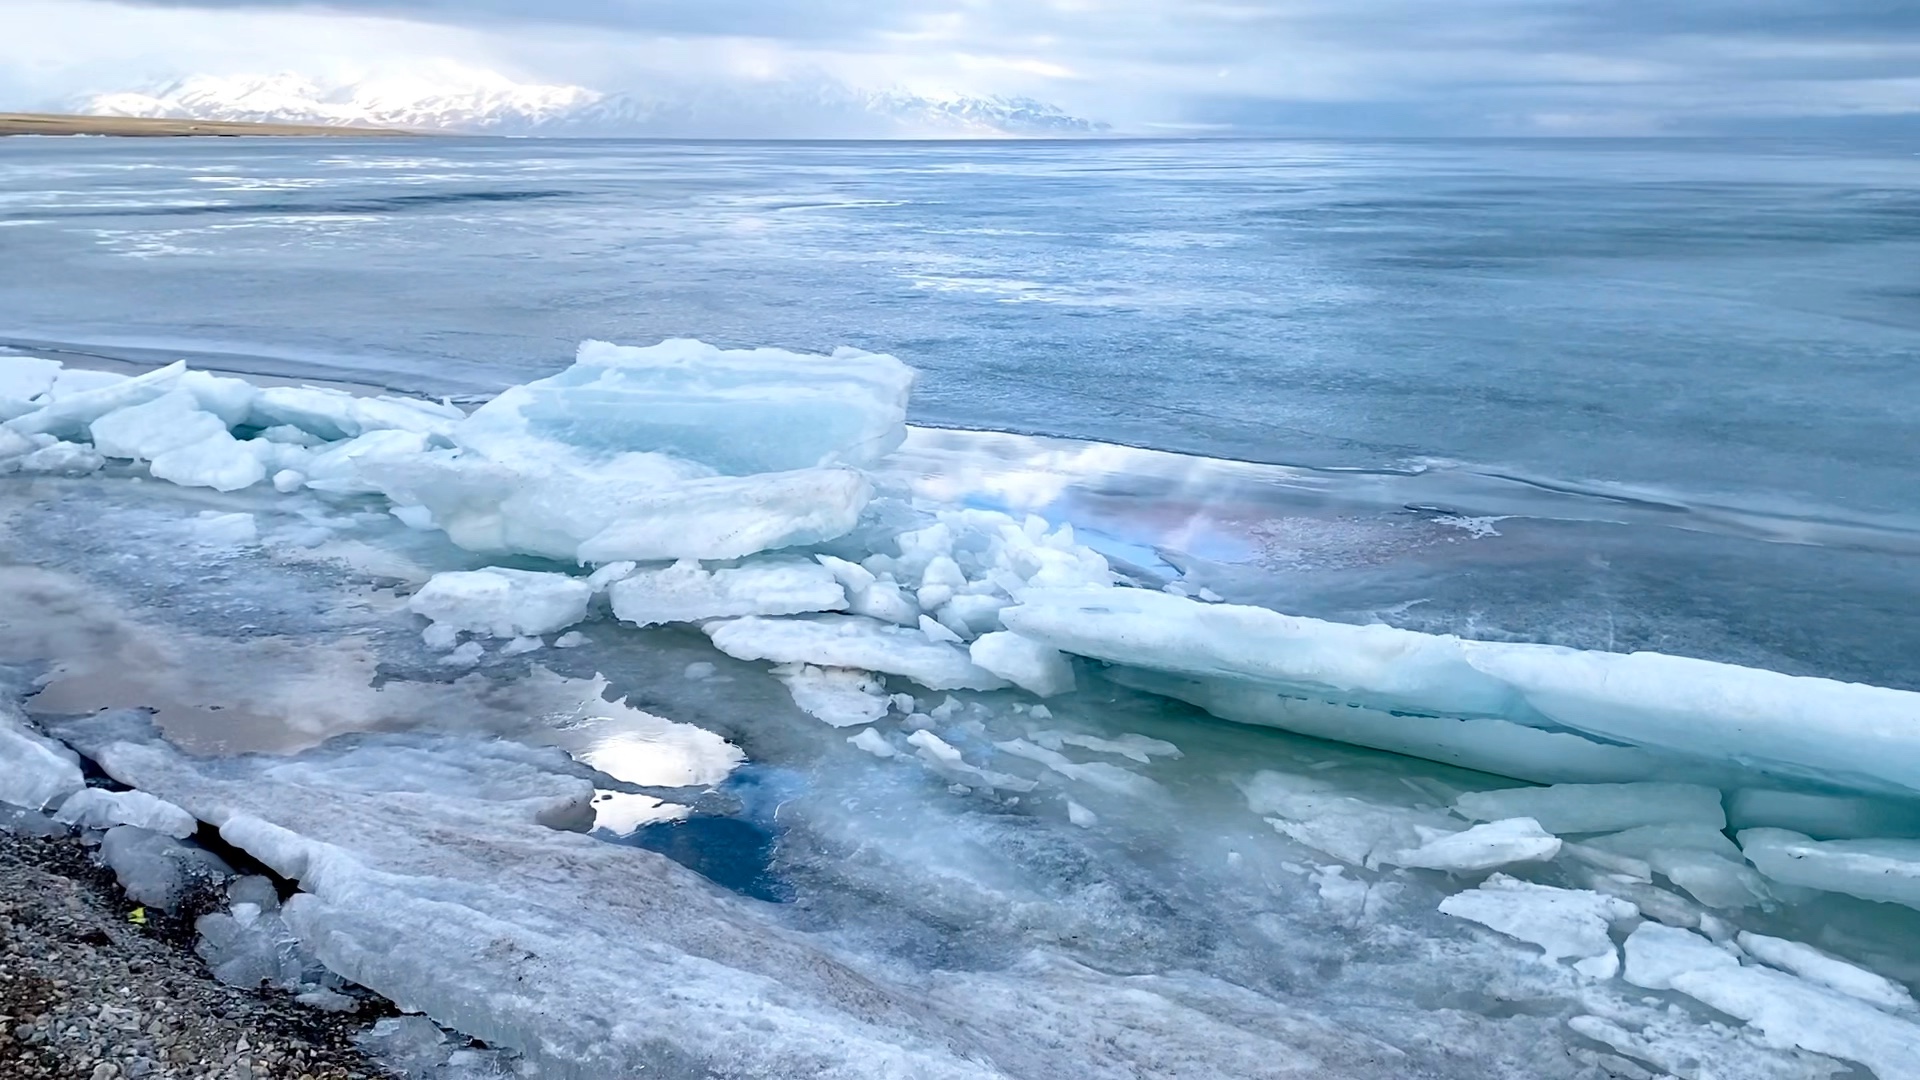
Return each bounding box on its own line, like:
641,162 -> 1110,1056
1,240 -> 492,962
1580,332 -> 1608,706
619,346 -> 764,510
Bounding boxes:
80,68 -> 1108,139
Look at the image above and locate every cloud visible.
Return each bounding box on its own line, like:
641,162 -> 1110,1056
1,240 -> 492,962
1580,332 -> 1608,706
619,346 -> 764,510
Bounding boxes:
4,0 -> 1917,133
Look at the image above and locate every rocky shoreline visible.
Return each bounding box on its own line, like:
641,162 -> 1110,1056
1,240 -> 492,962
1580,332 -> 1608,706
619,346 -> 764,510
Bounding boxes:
0,828 -> 386,1080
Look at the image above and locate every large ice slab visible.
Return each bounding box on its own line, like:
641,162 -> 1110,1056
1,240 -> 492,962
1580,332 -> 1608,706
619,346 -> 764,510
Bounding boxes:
54,787 -> 198,838
248,384 -> 463,442
1621,922 -> 1738,990
1454,782 -> 1726,835
1671,964 -> 1920,1078
1740,828 -> 1920,910
1002,587 -> 1920,795
574,468 -> 874,563
455,338 -> 914,475
0,702 -> 85,812
1737,932 -> 1916,1012
707,615 -> 1010,692
89,390 -> 228,461
607,557 -> 846,628
52,712 -> 1309,1079
4,360 -> 185,439
0,354 -> 62,398
99,824 -> 234,911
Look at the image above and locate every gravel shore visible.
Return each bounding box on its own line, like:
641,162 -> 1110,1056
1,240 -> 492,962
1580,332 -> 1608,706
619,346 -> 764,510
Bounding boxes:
0,829 -> 387,1080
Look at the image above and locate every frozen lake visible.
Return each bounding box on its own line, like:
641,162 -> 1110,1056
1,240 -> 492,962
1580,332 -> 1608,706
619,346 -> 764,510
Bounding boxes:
2,137 -> 1919,1079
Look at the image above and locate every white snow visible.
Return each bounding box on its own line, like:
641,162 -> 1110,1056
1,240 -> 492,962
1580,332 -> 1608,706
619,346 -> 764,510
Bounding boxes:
408,568 -> 592,639
607,557 -> 846,627
1740,828 -> 1920,910
1380,817 -> 1561,873
706,615 -> 1009,692
1437,874 -> 1635,975
1737,932 -> 1916,1012
969,631 -> 1076,698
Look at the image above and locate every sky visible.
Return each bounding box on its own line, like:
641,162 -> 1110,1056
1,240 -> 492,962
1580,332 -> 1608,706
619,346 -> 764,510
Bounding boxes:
2,0 -> 1917,135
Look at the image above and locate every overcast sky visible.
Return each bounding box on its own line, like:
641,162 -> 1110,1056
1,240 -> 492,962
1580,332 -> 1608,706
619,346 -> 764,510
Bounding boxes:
3,0 -> 1917,134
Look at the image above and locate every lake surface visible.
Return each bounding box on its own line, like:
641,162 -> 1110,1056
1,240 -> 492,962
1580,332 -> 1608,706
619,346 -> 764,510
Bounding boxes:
2,134 -> 1916,684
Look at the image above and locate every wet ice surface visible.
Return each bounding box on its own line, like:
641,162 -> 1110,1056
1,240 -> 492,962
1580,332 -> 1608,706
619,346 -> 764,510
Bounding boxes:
4,348 -> 1920,1079
0,473 -> 1912,1079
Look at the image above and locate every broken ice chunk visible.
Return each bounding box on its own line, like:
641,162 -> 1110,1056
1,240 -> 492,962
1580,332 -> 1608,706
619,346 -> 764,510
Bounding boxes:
302,429 -> 436,495
706,615 -> 1009,692
455,338 -> 914,475
149,428 -> 267,491
409,568 -> 593,639
1380,817 -> 1561,873
440,641 -> 485,667
1454,782 -> 1726,835
906,730 -> 1036,792
918,614 -> 963,644
772,664 -> 890,728
1737,932 -> 1916,1012
89,390 -> 229,461
1242,771 -> 1458,867
575,469 -> 874,563
0,704 -> 85,812
1668,965 -> 1920,1079
190,511 -> 259,547
607,557 -> 845,628
54,788 -> 198,838
1437,874 -> 1636,973
5,360 -> 184,439
99,825 -> 233,910
1726,788 -> 1920,840
17,441 -> 105,476
0,354 -> 62,405
1585,823 -> 1771,909
583,560 -> 637,592
1039,732 -> 1180,764
969,632 -> 1076,698
994,739 -> 1160,798
1739,828 -> 1920,910
847,728 -> 898,758
1621,923 -> 1739,990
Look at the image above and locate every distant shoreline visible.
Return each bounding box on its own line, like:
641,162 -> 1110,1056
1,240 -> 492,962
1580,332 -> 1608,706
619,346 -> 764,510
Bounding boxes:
0,112 -> 418,138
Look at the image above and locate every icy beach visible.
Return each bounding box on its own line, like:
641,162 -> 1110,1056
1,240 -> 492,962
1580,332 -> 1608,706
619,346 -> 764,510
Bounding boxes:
4,339 -> 1920,1079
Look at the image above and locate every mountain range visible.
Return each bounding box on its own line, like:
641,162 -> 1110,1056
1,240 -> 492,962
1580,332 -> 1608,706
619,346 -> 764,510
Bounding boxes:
80,69 -> 1109,139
